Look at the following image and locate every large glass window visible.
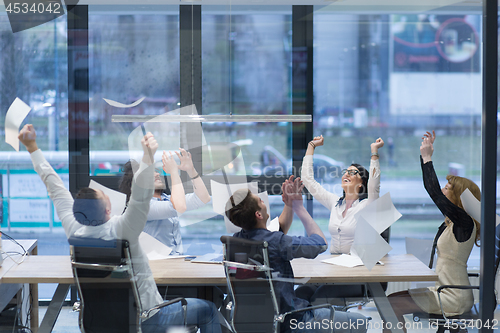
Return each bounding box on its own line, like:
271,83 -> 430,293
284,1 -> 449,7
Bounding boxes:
313,9 -> 482,266
88,6 -> 180,174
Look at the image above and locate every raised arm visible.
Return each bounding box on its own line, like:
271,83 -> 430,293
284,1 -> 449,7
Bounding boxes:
19,124 -> 80,237
420,131 -> 474,230
367,137 -> 383,203
120,133 -> 158,236
292,201 -> 327,245
176,148 -> 211,204
279,175 -> 303,234
301,135 -> 339,209
162,151 -> 186,214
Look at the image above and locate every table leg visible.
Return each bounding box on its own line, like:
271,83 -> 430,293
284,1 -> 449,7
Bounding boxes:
31,282 -> 39,333
37,284 -> 70,333
367,282 -> 404,333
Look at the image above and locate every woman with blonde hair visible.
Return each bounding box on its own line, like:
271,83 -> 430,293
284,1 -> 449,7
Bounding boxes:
385,131 -> 480,333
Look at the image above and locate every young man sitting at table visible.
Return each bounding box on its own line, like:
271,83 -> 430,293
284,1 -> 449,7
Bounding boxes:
18,124 -> 222,333
225,177 -> 368,333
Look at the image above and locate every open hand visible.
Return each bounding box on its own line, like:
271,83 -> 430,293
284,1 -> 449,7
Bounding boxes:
162,151 -> 179,175
282,175 -> 304,206
176,148 -> 195,173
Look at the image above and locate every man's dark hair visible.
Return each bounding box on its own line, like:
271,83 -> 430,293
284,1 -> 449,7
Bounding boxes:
73,188 -> 107,226
225,189 -> 260,231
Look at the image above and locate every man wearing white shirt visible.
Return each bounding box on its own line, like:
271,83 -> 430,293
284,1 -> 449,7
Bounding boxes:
18,124 -> 221,333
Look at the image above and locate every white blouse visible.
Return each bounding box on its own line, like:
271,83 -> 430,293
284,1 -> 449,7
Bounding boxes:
301,155 -> 381,254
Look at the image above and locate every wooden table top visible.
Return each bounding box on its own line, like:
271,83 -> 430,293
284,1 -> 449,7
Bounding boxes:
0,239 -> 38,278
1,253 -> 437,285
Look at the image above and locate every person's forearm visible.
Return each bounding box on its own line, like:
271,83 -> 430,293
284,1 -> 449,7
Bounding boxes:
305,143 -> 315,156
421,154 -> 432,164
187,168 -> 211,204
278,205 -> 293,234
26,143 -> 38,154
169,172 -> 187,214
371,146 -> 379,160
292,202 -> 327,244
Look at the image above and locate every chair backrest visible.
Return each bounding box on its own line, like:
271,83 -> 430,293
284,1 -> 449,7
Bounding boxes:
220,235 -> 279,333
69,237 -> 142,333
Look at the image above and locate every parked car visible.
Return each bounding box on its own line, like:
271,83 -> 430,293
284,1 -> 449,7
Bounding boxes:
253,145 -> 344,183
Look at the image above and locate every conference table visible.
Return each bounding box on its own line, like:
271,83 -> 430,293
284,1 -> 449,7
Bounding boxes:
1,253 -> 438,333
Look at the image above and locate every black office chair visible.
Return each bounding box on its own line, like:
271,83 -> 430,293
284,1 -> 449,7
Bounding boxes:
69,237 -> 189,333
220,235 -> 335,333
413,225 -> 500,333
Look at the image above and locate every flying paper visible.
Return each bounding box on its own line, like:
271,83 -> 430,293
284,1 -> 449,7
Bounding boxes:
89,180 -> 126,217
103,97 -> 145,108
139,232 -> 173,260
460,188 -> 500,226
354,192 -> 402,234
350,217 -> 393,270
5,98 -> 31,151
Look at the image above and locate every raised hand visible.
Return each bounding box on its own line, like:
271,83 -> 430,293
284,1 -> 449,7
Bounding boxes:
371,137 -> 384,151
420,131 -> 434,162
310,135 -> 324,148
422,130 -> 436,144
282,175 -> 304,206
18,124 -> 38,153
176,148 -> 195,173
141,132 -> 158,164
162,151 -> 179,175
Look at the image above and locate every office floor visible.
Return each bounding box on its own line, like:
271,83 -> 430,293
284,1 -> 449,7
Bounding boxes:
37,302 -> 495,333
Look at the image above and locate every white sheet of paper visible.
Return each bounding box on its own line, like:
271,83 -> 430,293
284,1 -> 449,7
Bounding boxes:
461,188 -> 500,226
354,192 -> 402,234
88,180 -> 127,217
350,217 -> 393,270
258,191 -> 275,230
267,217 -> 280,232
210,180 -> 259,215
5,98 -> 31,152
322,254 -> 364,268
103,97 -> 145,108
405,237 -> 434,267
139,232 -> 173,260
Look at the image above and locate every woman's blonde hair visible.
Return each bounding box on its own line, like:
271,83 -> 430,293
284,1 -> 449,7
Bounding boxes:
445,175 -> 481,246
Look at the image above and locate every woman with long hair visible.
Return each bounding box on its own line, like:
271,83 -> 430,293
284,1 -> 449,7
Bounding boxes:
385,131 -> 480,332
301,135 -> 384,254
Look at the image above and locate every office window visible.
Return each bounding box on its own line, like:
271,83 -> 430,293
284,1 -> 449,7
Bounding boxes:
88,6 -> 180,175
201,6 -> 293,177
313,10 -> 482,263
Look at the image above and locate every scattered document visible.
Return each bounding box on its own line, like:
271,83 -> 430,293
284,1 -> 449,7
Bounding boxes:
351,217 -> 393,270
89,180 -> 126,217
139,232 -> 173,260
5,98 -> 31,151
349,193 -> 400,270
354,192 -> 402,234
190,253 -> 223,264
405,237 -> 434,267
461,188 -> 500,226
322,254 -> 364,268
103,97 -> 145,108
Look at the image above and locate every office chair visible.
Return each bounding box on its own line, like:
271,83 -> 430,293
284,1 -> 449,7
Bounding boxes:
220,235 -> 335,333
413,225 -> 500,333
69,237 -> 189,333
